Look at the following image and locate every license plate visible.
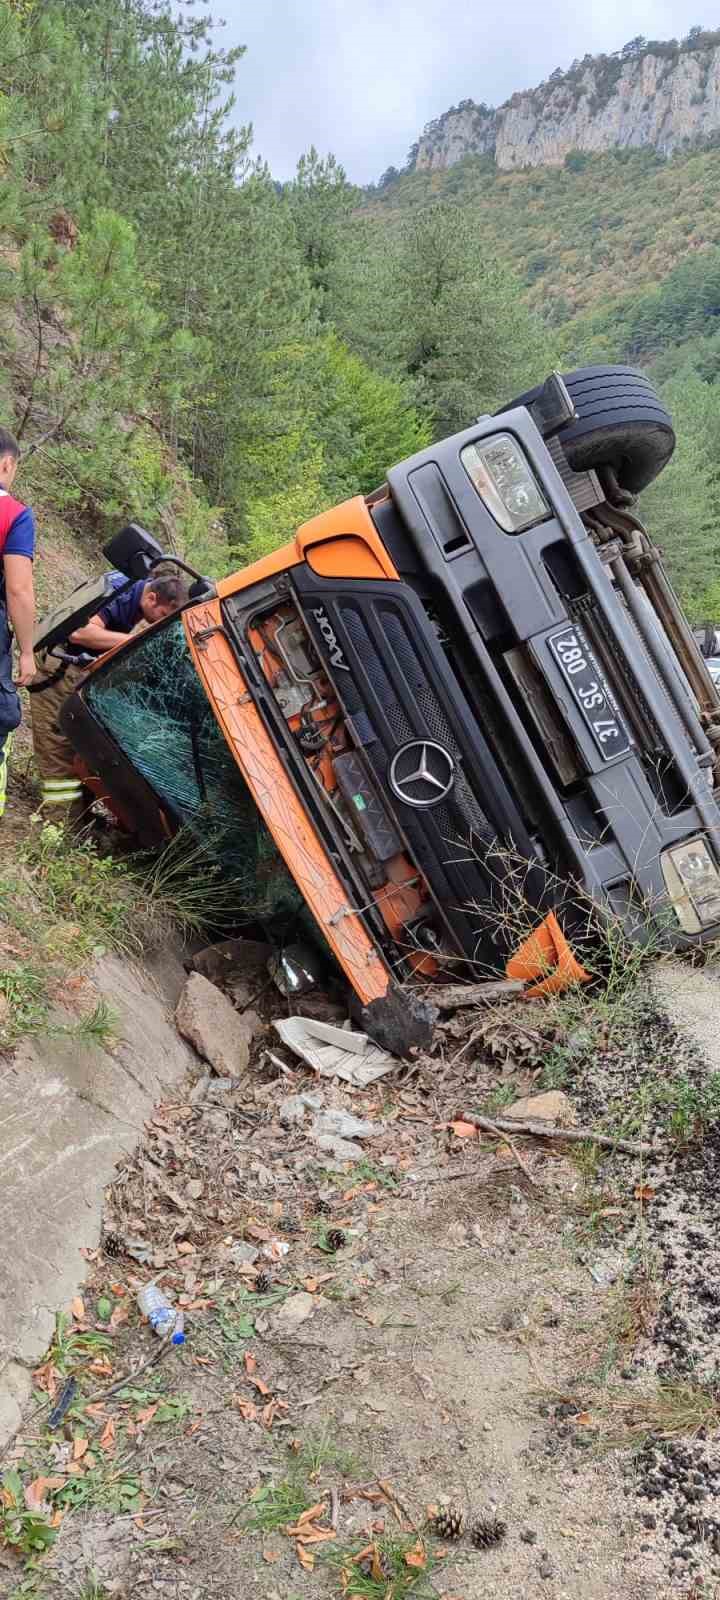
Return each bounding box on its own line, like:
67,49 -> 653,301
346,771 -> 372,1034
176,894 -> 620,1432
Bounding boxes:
547,624 -> 631,761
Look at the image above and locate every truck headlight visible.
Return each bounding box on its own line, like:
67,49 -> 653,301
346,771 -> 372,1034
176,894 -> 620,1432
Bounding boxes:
461,433 -> 550,534
661,836 -> 720,933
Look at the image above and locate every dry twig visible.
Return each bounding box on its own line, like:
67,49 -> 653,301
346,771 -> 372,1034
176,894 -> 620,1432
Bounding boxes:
476,1113 -> 541,1186
461,1112 -> 650,1156
431,979 -> 525,1010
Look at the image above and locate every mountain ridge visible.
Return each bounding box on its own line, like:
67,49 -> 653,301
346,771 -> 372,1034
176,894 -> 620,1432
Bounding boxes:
403,30 -> 720,175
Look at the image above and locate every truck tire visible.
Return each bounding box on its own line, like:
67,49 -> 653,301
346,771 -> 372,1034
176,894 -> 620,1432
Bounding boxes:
499,365 -> 675,494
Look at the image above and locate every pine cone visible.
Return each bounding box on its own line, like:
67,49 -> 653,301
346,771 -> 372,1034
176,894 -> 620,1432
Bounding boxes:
255,1271 -> 272,1294
471,1515 -> 507,1549
313,1196 -> 332,1216
433,1505 -> 466,1540
326,1228 -> 346,1252
102,1232 -> 122,1259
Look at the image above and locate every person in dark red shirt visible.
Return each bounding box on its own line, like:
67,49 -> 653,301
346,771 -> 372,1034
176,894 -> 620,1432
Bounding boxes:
0,427 -> 36,820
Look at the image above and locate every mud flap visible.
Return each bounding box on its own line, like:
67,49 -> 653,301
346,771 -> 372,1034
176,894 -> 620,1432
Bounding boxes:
352,985 -> 438,1058
506,911 -> 590,999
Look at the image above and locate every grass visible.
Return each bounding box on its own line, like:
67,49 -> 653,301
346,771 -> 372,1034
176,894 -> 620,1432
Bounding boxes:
484,1081 -> 518,1111
293,1428 -> 363,1481
199,1284 -> 290,1366
0,964 -> 47,1042
329,1536 -> 438,1599
345,1157 -> 398,1191
21,822 -> 141,957
654,1072 -> 720,1143
132,826 -> 266,941
0,821 -> 139,1048
0,1472 -> 58,1561
242,1476 -> 313,1533
610,1069 -> 720,1144
0,816 -> 240,1049
597,1376 -> 720,1447
67,999 -> 120,1046
1,807 -> 285,1052
48,1312 -> 114,1376
51,1462 -> 141,1515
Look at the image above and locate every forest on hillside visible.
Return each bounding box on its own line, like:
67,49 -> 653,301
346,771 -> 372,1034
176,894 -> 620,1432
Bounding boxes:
2,0 -> 720,616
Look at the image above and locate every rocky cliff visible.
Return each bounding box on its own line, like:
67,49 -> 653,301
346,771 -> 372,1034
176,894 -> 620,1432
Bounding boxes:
412,36 -> 720,172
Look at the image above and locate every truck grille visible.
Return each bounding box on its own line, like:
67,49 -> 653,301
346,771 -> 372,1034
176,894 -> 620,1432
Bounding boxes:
340,602 -> 496,851
293,572 -> 545,962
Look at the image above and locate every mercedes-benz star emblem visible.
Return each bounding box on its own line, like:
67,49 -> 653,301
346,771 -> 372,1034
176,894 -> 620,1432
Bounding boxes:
389,740 -> 456,808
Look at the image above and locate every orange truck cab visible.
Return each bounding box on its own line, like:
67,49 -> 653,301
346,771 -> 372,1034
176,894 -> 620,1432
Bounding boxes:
36,366 -> 720,1052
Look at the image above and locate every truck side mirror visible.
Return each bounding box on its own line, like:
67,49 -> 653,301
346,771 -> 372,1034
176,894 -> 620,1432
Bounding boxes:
103,523 -> 165,579
528,373 -> 578,439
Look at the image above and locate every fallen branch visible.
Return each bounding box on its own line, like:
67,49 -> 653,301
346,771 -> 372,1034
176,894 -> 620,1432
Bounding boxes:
432,979 -> 525,1010
476,1113 -> 541,1186
461,1113 -> 650,1156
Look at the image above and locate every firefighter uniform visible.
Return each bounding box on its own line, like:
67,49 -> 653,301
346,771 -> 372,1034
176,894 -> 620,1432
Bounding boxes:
29,575 -> 146,815
28,653 -> 88,812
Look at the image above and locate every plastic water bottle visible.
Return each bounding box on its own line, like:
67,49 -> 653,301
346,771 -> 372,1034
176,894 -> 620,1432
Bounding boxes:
137,1284 -> 185,1344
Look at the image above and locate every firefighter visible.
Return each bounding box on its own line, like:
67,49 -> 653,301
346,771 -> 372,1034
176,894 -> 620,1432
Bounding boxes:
0,428 -> 36,821
30,571 -> 188,819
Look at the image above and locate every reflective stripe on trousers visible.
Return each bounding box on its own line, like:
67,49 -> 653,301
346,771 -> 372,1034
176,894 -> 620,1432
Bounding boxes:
0,731 -> 11,818
41,777 -> 84,807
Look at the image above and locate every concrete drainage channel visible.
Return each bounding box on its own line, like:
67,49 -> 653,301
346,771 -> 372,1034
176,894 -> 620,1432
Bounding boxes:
0,945 -> 197,1446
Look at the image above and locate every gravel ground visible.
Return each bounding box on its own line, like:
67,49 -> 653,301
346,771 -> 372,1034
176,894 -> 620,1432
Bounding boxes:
4,954 -> 720,1599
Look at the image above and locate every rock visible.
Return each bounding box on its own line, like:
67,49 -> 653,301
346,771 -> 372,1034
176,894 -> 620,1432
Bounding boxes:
0,990 -> 9,1027
229,1242 -> 259,1266
175,973 -> 260,1078
279,1092 -> 323,1128
505,1090 -> 577,1125
226,977 -> 260,1010
314,1133 -> 363,1163
538,1552 -> 555,1580
312,1109 -> 384,1141
190,938 -> 272,990
588,1252 -> 624,1288
521,1529 -> 538,1545
272,1291 -> 315,1331
413,47 -> 720,176
187,1178 -> 204,1200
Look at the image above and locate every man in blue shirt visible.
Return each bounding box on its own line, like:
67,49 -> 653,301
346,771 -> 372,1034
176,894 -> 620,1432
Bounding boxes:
0,427 -> 36,821
68,571 -> 186,657
31,570 -> 188,819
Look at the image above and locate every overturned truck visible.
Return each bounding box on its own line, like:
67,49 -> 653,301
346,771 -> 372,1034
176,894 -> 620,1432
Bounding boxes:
36,366 -> 720,1050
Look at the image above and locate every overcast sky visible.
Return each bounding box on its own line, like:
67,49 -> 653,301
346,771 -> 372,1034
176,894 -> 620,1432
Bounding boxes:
213,1 -> 714,183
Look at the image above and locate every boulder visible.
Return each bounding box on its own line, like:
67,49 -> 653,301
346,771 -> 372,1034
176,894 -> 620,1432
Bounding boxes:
504,1090 -> 577,1125
175,972 -> 260,1078
189,937 -> 272,992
